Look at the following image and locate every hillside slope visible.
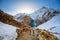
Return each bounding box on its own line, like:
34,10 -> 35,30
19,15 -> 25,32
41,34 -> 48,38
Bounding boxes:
0,10 -> 59,40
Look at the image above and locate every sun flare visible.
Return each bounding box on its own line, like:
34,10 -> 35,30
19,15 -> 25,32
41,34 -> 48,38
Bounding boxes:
19,6 -> 34,14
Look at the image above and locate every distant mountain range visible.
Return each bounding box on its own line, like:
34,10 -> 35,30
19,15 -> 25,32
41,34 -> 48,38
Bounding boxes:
14,7 -> 60,27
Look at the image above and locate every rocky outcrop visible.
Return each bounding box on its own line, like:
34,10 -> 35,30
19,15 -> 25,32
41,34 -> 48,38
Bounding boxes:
16,28 -> 58,40
0,10 -> 30,29
0,10 -> 58,40
17,16 -> 32,25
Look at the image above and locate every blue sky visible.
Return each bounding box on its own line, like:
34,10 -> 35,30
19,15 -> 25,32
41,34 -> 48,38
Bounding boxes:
0,0 -> 60,15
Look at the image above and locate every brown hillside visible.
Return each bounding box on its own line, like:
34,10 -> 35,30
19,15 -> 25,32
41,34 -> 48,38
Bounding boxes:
0,10 -> 58,40
0,10 -> 30,29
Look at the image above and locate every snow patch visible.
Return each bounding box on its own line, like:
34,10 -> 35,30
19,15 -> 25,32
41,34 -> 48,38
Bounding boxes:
0,22 -> 17,40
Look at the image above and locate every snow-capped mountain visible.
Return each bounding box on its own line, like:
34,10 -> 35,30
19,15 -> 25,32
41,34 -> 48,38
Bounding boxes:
14,7 -> 55,20
14,13 -> 28,19
14,6 -> 60,27
29,7 -> 54,19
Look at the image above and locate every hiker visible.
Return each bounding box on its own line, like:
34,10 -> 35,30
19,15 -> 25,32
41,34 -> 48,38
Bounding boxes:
30,20 -> 36,27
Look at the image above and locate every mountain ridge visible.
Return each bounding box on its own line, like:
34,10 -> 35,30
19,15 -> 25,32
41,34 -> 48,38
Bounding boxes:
14,7 -> 60,27
0,8 -> 59,40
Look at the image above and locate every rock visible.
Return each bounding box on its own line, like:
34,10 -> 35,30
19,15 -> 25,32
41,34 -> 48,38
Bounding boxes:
16,28 -> 58,40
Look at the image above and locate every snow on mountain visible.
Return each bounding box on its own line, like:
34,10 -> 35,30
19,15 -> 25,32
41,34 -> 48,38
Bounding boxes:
49,26 -> 60,40
14,7 -> 54,20
14,13 -> 28,19
37,13 -> 60,40
29,7 -> 50,19
14,7 -> 60,30
0,22 -> 17,40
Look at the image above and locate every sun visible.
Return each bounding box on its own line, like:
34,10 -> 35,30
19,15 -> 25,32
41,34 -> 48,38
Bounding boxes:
19,6 -> 34,14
